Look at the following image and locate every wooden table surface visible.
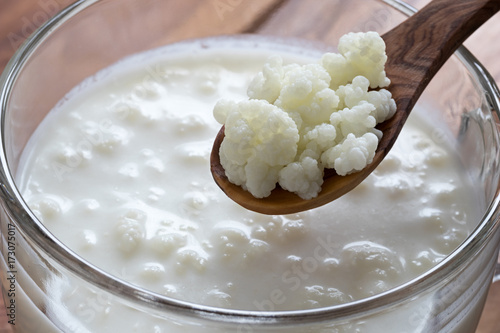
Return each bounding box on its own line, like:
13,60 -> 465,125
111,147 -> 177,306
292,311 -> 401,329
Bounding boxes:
0,0 -> 499,332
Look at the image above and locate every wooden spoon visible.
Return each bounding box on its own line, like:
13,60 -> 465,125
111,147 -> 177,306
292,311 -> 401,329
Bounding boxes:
210,0 -> 500,215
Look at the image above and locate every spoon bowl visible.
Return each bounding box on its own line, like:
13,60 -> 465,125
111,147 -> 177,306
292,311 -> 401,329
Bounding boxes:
211,0 -> 500,215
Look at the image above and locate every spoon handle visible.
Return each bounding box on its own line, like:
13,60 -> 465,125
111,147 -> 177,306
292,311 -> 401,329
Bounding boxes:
379,0 -> 500,152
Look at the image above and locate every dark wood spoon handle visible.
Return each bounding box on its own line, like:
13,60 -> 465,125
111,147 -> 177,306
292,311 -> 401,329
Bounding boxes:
379,0 -> 500,155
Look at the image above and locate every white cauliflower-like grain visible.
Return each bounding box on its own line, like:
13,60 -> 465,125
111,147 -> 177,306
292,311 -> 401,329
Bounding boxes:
303,123 -> 337,152
322,133 -> 379,176
247,55 -> 284,103
275,63 -> 339,127
330,102 -> 377,138
336,76 -> 396,123
279,157 -> 323,199
214,31 -> 395,200
322,31 -> 390,89
214,99 -> 299,198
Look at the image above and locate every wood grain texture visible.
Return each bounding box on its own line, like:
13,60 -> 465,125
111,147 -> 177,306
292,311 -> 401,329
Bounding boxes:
381,0 -> 500,149
1,0 -> 500,332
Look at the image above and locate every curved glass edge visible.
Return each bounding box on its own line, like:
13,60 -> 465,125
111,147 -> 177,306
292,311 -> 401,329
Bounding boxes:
0,0 -> 499,327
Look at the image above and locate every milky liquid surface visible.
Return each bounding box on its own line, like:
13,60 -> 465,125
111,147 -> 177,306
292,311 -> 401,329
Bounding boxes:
17,37 -> 480,314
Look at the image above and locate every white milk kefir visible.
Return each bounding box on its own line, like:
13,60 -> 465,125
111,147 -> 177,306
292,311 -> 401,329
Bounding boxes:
16,37 -> 481,332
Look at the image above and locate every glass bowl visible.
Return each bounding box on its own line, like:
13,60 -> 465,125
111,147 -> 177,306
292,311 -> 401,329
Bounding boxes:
1,0 -> 500,332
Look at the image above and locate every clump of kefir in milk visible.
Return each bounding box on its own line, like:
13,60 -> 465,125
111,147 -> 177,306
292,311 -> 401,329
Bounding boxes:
17,35 -> 478,328
214,31 -> 396,199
